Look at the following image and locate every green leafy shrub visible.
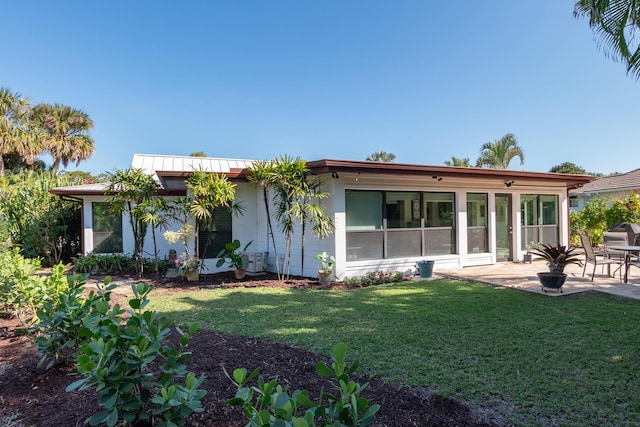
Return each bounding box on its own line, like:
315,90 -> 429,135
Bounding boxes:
66,281 -> 206,427
0,170 -> 81,265
72,253 -> 166,276
0,248 -> 69,324
342,270 -> 405,287
34,274 -> 113,368
227,342 -> 380,427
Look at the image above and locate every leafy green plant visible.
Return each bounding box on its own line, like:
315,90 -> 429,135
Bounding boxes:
314,251 -> 335,272
72,252 -> 163,276
342,270 -> 405,287
34,273 -> 113,368
0,170 -> 81,265
66,281 -> 207,427
0,248 -> 70,324
216,239 -> 253,270
227,342 -> 380,426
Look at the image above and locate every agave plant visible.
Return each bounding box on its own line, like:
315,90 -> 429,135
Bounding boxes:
528,243 -> 582,274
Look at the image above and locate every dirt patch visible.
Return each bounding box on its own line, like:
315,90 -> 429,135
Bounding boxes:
0,273 -> 505,427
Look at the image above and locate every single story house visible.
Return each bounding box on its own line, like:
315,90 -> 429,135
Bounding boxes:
569,168 -> 640,212
52,154 -> 594,279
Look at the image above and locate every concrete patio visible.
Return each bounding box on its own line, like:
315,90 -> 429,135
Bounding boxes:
436,259 -> 640,300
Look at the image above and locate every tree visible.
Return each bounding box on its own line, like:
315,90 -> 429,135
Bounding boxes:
575,0 -> 640,78
0,88 -> 39,177
32,103 -> 95,173
261,155 -> 335,280
444,157 -> 472,167
549,162 -> 588,174
186,169 -> 240,264
366,151 -> 396,162
476,133 -> 524,169
0,170 -> 81,264
247,160 -> 280,274
189,151 -> 207,157
105,168 -> 159,277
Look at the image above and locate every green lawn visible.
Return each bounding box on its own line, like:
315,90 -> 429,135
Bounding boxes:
150,279 -> 640,426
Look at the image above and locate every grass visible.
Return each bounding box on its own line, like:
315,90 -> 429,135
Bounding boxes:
150,279 -> 640,426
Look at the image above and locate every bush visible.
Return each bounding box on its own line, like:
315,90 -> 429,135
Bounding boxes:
227,342 -> 380,427
72,253 -> 168,276
34,273 -> 110,368
65,280 -> 207,427
342,270 -> 405,287
0,248 -> 69,324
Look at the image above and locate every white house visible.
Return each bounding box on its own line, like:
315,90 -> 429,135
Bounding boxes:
51,154 -> 594,279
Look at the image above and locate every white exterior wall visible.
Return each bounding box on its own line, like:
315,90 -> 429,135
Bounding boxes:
326,173 -> 571,279
76,171 -> 573,280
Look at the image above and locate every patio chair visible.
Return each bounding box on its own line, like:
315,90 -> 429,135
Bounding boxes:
579,233 -> 624,282
603,231 -> 628,276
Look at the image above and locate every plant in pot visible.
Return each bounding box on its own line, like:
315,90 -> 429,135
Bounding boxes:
527,242 -> 582,292
164,224 -> 202,281
314,251 -> 335,286
177,252 -> 204,282
216,239 -> 253,279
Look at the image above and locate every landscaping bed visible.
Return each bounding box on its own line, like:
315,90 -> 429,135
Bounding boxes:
0,272 -> 502,427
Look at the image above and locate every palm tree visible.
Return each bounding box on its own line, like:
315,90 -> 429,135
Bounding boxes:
0,88 -> 39,176
32,103 -> 95,173
476,133 -> 525,169
105,168 -> 159,277
444,157 -> 472,167
575,0 -> 640,78
366,151 -> 396,162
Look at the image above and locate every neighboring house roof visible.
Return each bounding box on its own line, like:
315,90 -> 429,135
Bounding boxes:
570,168 -> 640,196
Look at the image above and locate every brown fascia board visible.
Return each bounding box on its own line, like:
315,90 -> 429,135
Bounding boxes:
156,169 -> 249,181
306,159 -> 595,188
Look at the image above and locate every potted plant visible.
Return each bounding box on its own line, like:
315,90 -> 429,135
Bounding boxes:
176,252 -> 203,282
164,224 -> 204,281
216,239 -> 253,279
527,242 -> 582,292
314,251 -> 335,286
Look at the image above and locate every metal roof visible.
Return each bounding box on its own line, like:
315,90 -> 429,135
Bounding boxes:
131,154 -> 255,179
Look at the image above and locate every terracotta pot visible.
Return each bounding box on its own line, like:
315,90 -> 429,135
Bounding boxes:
185,270 -> 199,282
318,270 -> 332,286
235,269 -> 246,280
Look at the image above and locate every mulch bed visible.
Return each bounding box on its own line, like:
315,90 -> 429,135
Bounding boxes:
0,272 -> 505,426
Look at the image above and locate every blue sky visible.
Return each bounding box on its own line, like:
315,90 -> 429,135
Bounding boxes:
1,1 -> 637,176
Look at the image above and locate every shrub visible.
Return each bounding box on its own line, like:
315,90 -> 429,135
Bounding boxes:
227,342 -> 380,427
66,280 -> 206,427
34,274 -> 112,368
0,248 -> 69,324
342,270 -> 405,287
72,253 -> 167,276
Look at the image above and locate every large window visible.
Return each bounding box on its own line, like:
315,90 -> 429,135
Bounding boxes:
198,208 -> 232,258
346,191 -> 384,261
424,192 -> 455,255
521,194 -> 559,248
345,190 -> 456,261
92,202 -> 123,254
467,193 -> 488,253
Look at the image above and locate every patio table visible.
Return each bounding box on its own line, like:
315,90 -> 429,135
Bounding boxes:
609,245 -> 640,283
